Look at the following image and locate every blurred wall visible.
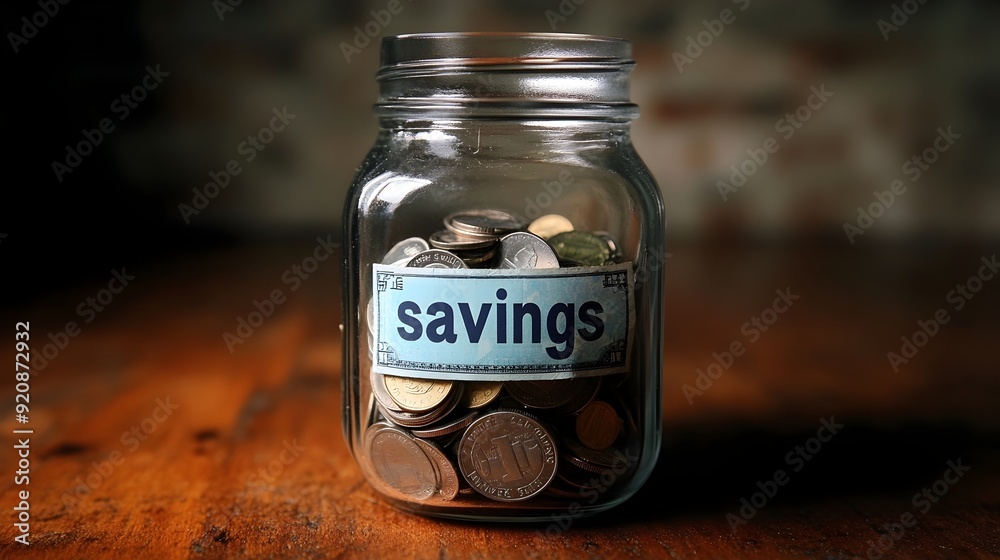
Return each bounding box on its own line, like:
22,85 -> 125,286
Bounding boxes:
121,0 -> 1000,239
5,0 -> 999,298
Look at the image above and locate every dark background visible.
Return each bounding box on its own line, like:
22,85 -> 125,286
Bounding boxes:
5,0 -> 998,301
0,0 -> 1000,556
3,0 -> 1000,520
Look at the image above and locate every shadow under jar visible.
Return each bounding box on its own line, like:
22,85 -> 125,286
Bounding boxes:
342,32 -> 665,522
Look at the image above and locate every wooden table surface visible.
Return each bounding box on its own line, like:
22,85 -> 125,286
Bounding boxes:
2,240 -> 998,559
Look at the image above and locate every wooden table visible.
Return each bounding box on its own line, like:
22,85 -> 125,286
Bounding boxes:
3,240 -> 998,559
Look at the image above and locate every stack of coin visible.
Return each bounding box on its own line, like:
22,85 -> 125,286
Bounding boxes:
364,374 -> 635,504
364,208 -> 637,505
419,209 -> 528,268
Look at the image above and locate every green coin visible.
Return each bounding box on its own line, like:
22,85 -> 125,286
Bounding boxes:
547,231 -> 611,266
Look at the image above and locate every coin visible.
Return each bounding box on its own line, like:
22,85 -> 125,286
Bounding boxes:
495,232 -> 560,269
575,400 -> 622,451
379,392 -> 457,427
365,423 -> 438,501
461,381 -> 504,408
547,230 -> 611,266
413,438 -> 460,501
459,248 -> 497,267
552,376 -> 602,416
406,249 -> 468,269
561,438 -> 625,476
411,410 -> 479,439
379,383 -> 462,428
365,209 -> 642,507
428,230 -> 497,251
383,375 -> 453,412
379,403 -> 441,429
383,237 -> 431,265
555,468 -> 606,493
527,214 -> 574,240
543,479 -> 583,499
593,231 -> 622,261
457,410 -> 558,501
507,379 -> 583,409
445,209 -> 525,237
371,370 -> 403,412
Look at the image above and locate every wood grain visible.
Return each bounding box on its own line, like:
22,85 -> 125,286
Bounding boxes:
2,242 -> 998,559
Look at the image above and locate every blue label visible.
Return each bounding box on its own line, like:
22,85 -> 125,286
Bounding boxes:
371,263 -> 633,381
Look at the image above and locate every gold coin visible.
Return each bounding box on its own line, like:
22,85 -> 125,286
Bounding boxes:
383,375 -> 453,413
575,400 -> 622,451
527,214 -> 574,240
461,381 -> 504,408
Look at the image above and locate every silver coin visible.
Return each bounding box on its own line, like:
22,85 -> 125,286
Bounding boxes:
406,249 -> 468,269
377,384 -> 462,428
561,438 -> 628,476
457,410 -> 558,502
495,232 -> 560,269
444,209 -> 525,237
383,237 -> 430,265
428,229 -> 497,251
411,410 -> 480,439
413,438 -> 460,502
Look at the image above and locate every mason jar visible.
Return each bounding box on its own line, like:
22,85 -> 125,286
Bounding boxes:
341,32 -> 665,522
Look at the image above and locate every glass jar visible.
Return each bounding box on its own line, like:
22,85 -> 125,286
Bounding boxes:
341,32 -> 665,522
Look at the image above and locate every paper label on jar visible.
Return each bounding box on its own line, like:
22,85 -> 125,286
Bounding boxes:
371,263 -> 634,381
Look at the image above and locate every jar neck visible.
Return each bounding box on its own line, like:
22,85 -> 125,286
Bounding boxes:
375,102 -> 639,122
375,118 -> 633,151
375,33 -> 639,121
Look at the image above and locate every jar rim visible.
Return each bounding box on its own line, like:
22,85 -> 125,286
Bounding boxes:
379,32 -> 633,73
375,32 -> 637,119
